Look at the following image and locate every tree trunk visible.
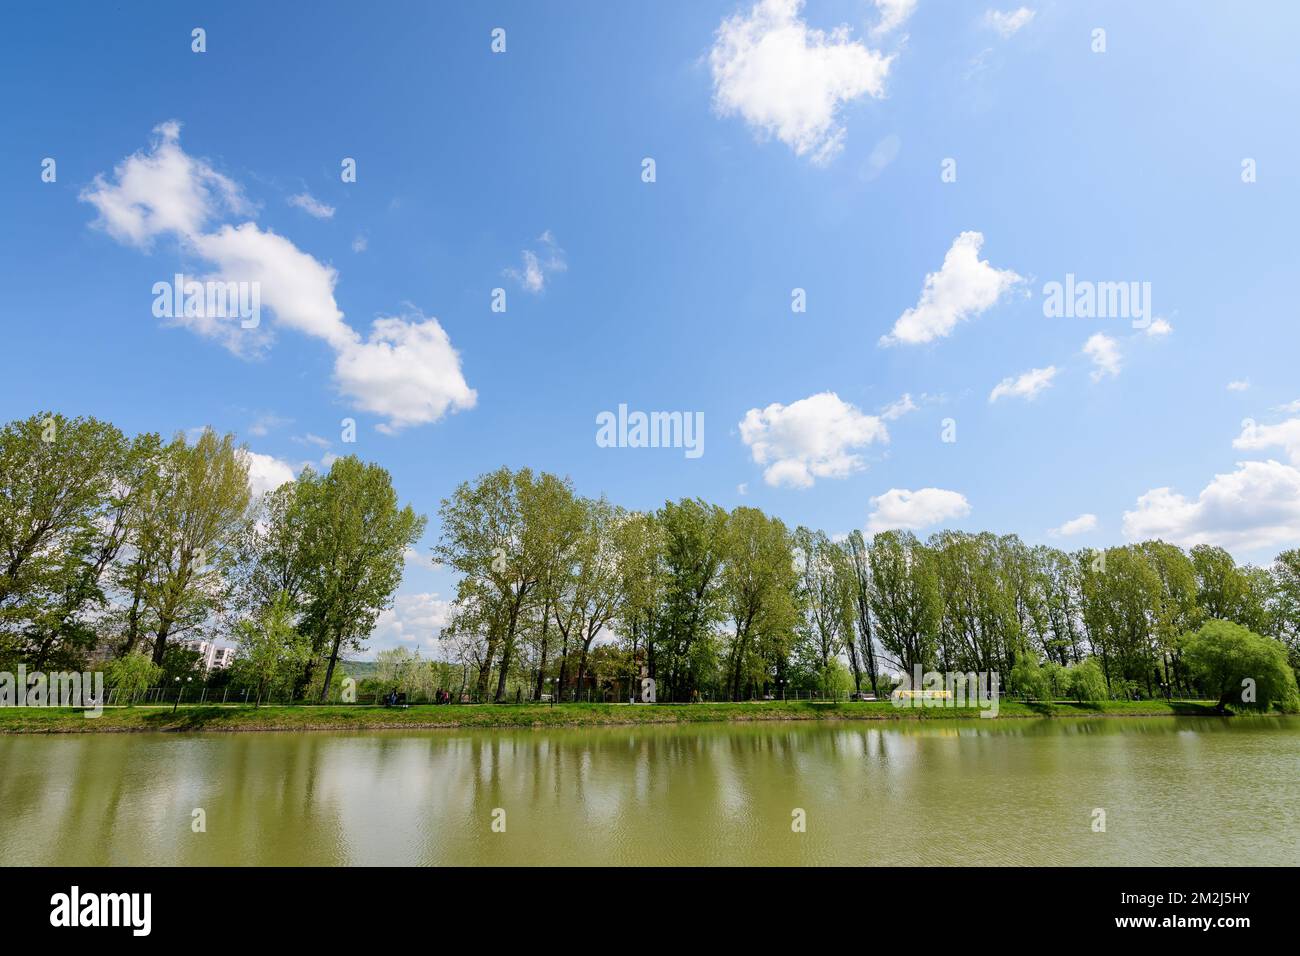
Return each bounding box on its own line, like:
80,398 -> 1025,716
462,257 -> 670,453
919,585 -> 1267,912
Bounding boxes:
574,630 -> 597,701
846,637 -> 862,693
151,621 -> 172,665
319,630 -> 343,702
534,599 -> 551,700
120,590 -> 145,656
475,631 -> 499,701
494,635 -> 514,702
556,616 -> 571,702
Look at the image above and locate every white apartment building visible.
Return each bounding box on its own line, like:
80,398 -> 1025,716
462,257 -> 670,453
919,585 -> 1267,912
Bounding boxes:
180,639 -> 236,673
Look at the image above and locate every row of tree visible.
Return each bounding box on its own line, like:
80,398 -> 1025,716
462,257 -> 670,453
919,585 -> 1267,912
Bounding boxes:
435,467 -> 1300,708
0,413 -> 422,701
3,417 -> 1297,711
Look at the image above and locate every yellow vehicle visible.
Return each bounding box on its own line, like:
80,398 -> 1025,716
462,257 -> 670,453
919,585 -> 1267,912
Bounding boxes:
891,689 -> 954,701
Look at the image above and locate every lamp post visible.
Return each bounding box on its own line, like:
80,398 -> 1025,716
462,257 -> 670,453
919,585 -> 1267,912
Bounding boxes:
172,676 -> 193,714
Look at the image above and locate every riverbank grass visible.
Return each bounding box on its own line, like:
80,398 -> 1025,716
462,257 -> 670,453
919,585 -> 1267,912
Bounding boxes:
0,698 -> 1230,733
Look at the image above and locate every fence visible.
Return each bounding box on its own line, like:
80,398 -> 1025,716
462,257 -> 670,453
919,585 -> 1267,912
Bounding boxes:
105,684 -> 888,707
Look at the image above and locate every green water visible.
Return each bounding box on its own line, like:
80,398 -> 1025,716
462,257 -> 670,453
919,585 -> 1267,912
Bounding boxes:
1,717 -> 1296,865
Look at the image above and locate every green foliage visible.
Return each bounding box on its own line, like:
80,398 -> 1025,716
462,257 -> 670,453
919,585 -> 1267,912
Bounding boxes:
5,412 -> 1300,718
0,413 -> 147,668
141,429 -> 252,664
868,530 -> 941,674
232,592 -> 312,705
811,659 -> 855,698
1181,620 -> 1299,713
158,644 -> 204,683
719,507 -> 798,699
1067,657 -> 1109,702
1010,654 -> 1049,700
105,651 -> 161,705
1273,549 -> 1300,673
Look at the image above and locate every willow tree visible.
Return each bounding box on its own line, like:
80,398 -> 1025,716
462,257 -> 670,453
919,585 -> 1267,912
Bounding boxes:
1181,620 -> 1299,714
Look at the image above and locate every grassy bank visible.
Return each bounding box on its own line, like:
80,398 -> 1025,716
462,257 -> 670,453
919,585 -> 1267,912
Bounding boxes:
0,698 -> 1230,734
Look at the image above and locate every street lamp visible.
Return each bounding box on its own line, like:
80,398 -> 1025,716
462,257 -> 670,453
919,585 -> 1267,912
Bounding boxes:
172,675 -> 192,714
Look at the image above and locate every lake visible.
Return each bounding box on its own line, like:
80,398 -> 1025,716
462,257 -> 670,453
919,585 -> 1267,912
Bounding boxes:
1,716 -> 1297,865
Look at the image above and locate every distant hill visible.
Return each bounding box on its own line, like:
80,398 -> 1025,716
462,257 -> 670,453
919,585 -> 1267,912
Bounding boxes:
340,659 -> 378,678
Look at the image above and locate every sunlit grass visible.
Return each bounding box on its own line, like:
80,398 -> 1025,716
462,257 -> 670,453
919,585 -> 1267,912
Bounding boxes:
0,697 -> 1233,733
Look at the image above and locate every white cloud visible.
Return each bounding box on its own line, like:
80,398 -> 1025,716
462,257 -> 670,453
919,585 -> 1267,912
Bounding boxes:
505,230 -> 566,294
294,432 -> 331,449
879,232 -> 1022,346
192,222 -> 353,349
1083,332 -> 1121,381
245,451 -> 297,498
287,192 -> 335,219
739,391 -> 888,488
82,123 -> 476,431
79,121 -> 249,248
988,365 -> 1057,403
402,547 -> 440,571
1144,317 -> 1173,337
710,0 -> 893,165
1274,399 -> 1300,414
351,235 -> 367,253
1226,379 -> 1250,392
1234,416 -> 1300,465
1050,513 -> 1097,537
880,392 -> 918,420
372,592 -> 455,651
860,132 -> 902,181
737,482 -> 749,495
983,7 -> 1035,38
248,413 -> 291,437
1122,459 -> 1300,553
871,0 -> 917,37
867,487 -> 971,533
334,310 -> 477,434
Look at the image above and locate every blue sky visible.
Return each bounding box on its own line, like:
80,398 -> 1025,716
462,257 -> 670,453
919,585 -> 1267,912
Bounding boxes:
3,1 -> 1299,652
